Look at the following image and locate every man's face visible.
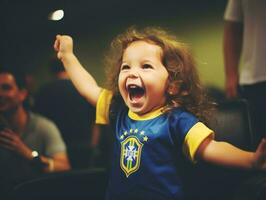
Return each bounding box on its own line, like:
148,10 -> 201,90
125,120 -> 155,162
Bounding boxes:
0,73 -> 26,114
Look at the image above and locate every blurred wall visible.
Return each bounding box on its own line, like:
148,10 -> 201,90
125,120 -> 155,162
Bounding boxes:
1,0 -> 227,91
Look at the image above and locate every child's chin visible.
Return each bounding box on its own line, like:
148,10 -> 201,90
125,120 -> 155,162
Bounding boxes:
129,106 -> 146,115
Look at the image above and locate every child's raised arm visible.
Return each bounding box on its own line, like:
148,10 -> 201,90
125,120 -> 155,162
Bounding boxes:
196,137 -> 266,170
54,35 -> 102,106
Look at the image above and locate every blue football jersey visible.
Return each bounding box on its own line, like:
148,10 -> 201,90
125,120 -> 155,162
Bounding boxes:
96,89 -> 213,200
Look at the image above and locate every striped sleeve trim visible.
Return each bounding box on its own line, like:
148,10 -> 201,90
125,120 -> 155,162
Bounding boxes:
182,122 -> 214,162
95,89 -> 113,124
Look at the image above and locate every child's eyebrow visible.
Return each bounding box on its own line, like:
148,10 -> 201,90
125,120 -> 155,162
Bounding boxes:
142,59 -> 154,63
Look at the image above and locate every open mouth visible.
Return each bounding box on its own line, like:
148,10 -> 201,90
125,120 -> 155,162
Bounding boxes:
127,84 -> 145,101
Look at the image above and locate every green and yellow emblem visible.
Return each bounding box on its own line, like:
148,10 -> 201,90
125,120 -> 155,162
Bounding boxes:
120,136 -> 143,177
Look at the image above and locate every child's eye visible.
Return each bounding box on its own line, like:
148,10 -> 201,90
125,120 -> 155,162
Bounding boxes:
121,64 -> 130,70
142,64 -> 153,69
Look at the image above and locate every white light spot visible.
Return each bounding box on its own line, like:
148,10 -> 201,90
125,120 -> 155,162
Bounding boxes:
49,9 -> 64,21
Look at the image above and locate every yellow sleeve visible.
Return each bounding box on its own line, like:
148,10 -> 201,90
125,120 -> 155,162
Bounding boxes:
182,122 -> 214,162
95,89 -> 113,124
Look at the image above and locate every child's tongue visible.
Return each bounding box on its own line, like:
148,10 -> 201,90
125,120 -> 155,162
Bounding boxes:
129,87 -> 145,102
131,93 -> 143,102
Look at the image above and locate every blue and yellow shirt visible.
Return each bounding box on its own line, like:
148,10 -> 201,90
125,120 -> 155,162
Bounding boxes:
96,89 -> 213,200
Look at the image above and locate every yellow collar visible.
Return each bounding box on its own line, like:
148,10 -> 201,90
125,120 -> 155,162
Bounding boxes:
128,107 -> 165,121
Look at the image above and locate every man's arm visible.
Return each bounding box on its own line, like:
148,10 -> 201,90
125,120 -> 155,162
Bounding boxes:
41,152 -> 70,172
223,21 -> 243,98
0,128 -> 70,172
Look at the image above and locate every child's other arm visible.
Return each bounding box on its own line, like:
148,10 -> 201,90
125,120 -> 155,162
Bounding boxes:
196,136 -> 266,170
54,35 -> 101,106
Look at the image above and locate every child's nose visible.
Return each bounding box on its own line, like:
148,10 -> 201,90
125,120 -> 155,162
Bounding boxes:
128,68 -> 139,78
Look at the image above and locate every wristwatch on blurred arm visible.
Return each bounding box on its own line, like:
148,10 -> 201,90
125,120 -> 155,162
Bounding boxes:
31,150 -> 46,170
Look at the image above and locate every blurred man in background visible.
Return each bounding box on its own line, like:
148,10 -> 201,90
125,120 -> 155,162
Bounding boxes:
0,67 -> 70,173
223,0 -> 266,144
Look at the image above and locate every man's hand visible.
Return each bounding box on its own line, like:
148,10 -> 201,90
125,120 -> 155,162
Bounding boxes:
0,128 -> 32,159
225,72 -> 239,99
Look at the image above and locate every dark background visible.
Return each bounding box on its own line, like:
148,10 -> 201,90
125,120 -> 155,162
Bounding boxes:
1,0 -> 227,89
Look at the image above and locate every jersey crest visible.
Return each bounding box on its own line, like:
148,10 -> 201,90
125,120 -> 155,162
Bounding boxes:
120,135 -> 143,177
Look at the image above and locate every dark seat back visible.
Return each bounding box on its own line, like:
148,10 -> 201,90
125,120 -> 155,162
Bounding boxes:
183,99 -> 255,200
210,99 -> 254,150
10,168 -> 108,200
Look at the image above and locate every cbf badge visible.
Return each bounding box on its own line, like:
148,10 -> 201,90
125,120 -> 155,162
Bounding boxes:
120,129 -> 148,177
121,136 -> 143,177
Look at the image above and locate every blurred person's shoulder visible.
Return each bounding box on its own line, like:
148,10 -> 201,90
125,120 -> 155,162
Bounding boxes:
27,112 -> 60,134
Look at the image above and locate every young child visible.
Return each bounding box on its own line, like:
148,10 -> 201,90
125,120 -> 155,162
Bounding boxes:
54,27 -> 266,200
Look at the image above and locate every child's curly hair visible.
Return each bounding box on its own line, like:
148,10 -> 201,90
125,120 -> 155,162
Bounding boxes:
104,26 -> 215,123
